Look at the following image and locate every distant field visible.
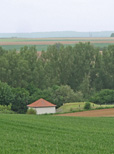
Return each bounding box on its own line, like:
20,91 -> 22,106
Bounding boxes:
1,114 -> 114,154
1,44 -> 48,51
57,102 -> 114,113
0,37 -> 114,51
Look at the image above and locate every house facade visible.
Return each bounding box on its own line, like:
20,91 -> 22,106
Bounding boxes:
27,98 -> 56,115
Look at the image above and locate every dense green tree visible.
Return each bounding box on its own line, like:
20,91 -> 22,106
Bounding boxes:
68,42 -> 96,91
0,81 -> 14,105
90,89 -> 114,104
12,88 -> 29,113
51,85 -> 83,107
0,43 -> 113,107
20,46 -> 37,71
79,74 -> 91,99
0,56 -> 9,82
103,46 -> 114,89
0,47 -> 8,56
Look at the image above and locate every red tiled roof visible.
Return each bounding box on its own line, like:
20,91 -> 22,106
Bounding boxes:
27,98 -> 56,107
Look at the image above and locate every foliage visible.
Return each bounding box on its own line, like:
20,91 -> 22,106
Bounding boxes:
84,102 -> 91,110
0,81 -> 14,106
1,114 -> 114,153
0,104 -> 15,114
0,104 -> 12,111
51,85 -> 83,107
12,87 -> 30,113
26,108 -> 36,115
0,42 -> 114,109
29,85 -> 83,108
90,89 -> 114,104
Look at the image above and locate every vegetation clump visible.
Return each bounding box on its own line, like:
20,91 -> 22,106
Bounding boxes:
0,43 -> 114,113
26,108 -> 36,115
84,102 -> 91,110
0,104 -> 15,114
90,89 -> 114,105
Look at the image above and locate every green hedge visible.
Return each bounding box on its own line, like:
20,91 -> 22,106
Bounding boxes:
90,89 -> 114,104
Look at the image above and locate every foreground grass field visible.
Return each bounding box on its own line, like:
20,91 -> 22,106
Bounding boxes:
0,114 -> 114,154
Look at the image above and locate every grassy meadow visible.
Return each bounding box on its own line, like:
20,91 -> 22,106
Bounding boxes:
0,114 -> 114,154
57,102 -> 114,113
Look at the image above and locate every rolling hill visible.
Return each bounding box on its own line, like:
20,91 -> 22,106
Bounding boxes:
0,31 -> 114,38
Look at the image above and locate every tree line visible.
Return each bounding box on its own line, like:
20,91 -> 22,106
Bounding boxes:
0,42 -> 114,113
111,33 -> 114,37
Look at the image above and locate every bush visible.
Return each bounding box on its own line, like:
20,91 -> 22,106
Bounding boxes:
26,108 -> 36,115
90,89 -> 114,104
84,102 -> 91,110
0,104 -> 11,111
0,104 -> 15,114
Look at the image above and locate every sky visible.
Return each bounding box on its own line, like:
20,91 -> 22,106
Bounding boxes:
0,0 -> 114,33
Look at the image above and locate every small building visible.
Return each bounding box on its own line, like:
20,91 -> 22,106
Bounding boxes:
27,98 -> 56,115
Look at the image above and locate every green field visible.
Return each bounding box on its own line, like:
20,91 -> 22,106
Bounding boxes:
0,114 -> 114,154
1,43 -> 114,51
0,37 -> 114,51
57,102 -> 114,113
0,44 -> 48,51
0,38 -> 114,42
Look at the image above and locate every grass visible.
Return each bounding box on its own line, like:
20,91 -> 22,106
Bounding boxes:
0,114 -> 114,154
0,44 -> 48,51
57,102 -> 114,113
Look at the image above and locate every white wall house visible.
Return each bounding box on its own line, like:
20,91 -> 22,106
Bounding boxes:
27,98 -> 56,115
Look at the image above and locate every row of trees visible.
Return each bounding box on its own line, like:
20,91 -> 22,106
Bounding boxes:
1,80 -> 113,113
0,81 -> 83,113
0,42 -> 114,113
0,43 -> 113,91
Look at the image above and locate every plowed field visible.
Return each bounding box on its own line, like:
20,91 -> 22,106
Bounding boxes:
0,40 -> 114,45
58,108 -> 114,117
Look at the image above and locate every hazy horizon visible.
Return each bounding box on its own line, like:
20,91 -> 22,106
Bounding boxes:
0,0 -> 114,33
0,30 -> 114,34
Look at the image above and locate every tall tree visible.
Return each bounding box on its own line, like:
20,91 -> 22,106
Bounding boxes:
12,87 -> 29,113
0,81 -> 14,106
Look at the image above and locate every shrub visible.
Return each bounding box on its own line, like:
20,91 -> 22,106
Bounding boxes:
84,102 -> 91,110
0,104 -> 15,114
89,89 -> 114,104
0,104 -> 12,111
26,108 -> 36,115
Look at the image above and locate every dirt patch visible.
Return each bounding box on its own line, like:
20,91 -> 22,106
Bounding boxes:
57,108 -> 114,117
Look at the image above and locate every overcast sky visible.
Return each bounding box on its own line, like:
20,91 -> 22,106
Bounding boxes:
0,0 -> 114,33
